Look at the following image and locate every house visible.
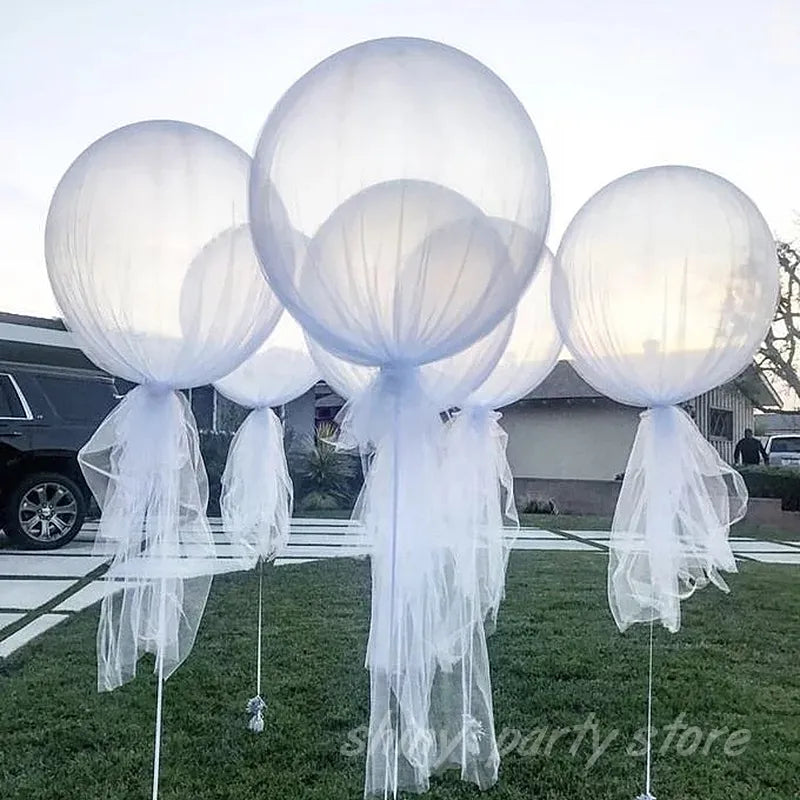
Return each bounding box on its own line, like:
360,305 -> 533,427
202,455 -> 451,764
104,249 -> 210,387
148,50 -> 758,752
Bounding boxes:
1,314 -> 782,480
502,360 -> 781,481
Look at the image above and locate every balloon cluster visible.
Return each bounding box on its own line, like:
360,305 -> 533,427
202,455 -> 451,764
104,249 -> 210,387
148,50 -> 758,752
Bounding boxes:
43,35 -> 777,800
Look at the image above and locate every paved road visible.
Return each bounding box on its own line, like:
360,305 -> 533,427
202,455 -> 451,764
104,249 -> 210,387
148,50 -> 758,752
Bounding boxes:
1,520 -> 797,658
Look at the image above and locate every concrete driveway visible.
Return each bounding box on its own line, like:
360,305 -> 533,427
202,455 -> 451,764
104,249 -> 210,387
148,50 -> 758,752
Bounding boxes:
1,520 -> 797,658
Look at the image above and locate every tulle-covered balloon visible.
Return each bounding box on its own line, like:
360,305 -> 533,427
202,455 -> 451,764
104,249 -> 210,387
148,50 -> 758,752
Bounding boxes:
446,244 -> 561,617
552,165 -> 779,632
250,37 -> 551,797
307,313 -> 513,789
467,245 -> 562,410
428,245 -> 561,791
45,120 -> 282,696
250,37 -> 549,367
215,310 -> 319,562
214,308 -> 319,733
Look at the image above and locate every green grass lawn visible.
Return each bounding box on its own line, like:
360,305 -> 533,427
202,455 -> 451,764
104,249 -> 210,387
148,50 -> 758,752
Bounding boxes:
521,512 -> 800,543
1,553 -> 797,800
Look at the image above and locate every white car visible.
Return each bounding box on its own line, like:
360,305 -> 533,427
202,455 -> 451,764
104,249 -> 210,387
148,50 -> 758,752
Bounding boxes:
764,435 -> 800,468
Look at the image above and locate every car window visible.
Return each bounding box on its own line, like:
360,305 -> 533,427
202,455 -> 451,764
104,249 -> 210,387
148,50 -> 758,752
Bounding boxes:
35,375 -> 117,422
770,437 -> 800,453
0,374 -> 27,419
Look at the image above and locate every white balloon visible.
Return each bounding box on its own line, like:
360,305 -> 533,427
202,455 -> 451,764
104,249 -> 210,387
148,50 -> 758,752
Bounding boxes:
215,310 -> 319,409
250,37 -> 549,368
552,165 -> 779,633
44,120 -> 281,692
46,120 -> 281,387
553,165 -> 778,406
213,310 -> 320,565
250,39 -> 550,795
468,246 -> 562,409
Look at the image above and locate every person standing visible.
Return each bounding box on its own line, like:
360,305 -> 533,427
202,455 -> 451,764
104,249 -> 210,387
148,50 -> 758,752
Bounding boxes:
734,428 -> 768,465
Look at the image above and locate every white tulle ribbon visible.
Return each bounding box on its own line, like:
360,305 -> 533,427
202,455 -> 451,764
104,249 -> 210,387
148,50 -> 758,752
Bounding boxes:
219,404 -> 293,733
423,407 -> 518,790
81,384 -> 266,690
340,368 -> 440,795
444,407 -> 517,628
337,371 -> 517,796
336,368 -> 449,795
609,404 -> 745,633
79,385 -> 222,691
220,405 -> 292,563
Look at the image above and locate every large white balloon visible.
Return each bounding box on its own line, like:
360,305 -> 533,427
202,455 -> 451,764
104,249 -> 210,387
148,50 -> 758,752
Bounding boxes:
468,246 -> 562,409
250,39 -> 550,796
552,165 -> 779,633
44,121 -> 281,697
47,120 -> 280,386
553,166 -> 777,406
250,37 -> 550,367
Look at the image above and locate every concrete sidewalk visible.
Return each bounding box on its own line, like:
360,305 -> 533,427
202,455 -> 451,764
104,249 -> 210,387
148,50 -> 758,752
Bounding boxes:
1,519 -> 797,658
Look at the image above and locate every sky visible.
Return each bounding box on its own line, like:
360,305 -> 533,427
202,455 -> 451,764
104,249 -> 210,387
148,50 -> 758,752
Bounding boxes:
1,0 -> 798,318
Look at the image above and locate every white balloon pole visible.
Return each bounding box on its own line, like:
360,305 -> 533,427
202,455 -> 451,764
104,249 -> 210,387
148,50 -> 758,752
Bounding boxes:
152,581 -> 167,800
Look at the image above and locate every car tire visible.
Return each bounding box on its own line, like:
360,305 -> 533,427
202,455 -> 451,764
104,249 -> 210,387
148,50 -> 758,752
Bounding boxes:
4,472 -> 87,550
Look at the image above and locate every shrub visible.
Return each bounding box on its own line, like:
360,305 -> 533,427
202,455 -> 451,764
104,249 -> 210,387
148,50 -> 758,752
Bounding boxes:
520,496 -> 559,515
287,422 -> 363,513
737,465 -> 800,511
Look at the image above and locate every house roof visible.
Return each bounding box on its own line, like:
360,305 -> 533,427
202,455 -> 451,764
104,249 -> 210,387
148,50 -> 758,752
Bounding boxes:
522,360 -> 605,401
522,359 -> 782,410
732,364 -> 782,410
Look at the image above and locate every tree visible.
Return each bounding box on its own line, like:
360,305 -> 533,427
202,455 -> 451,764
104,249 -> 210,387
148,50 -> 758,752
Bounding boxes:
756,240 -> 800,404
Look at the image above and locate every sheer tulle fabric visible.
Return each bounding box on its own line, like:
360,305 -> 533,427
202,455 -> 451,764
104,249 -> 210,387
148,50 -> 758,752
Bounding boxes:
351,370 -> 505,794
308,315 -> 514,794
609,406 -> 746,633
80,387 -> 225,690
427,246 -> 562,788
250,39 -> 550,796
553,166 -> 779,630
250,37 -> 550,367
219,407 -> 293,564
45,121 -> 282,688
215,311 -> 320,561
442,244 -> 562,634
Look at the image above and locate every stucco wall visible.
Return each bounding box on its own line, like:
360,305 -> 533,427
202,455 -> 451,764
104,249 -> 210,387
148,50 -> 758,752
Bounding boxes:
500,400 -> 641,481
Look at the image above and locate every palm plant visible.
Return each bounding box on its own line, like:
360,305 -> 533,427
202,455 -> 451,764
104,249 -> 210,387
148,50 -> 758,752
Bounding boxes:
290,422 -> 361,511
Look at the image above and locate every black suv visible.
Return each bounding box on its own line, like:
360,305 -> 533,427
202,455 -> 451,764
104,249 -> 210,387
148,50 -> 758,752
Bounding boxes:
0,364 -> 118,549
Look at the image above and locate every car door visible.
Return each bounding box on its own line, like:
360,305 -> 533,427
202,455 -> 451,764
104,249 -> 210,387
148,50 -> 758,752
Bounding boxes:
0,372 -> 34,451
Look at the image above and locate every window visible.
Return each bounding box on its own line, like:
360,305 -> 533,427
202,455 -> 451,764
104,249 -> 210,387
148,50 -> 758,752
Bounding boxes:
215,393 -> 249,434
0,374 -> 27,419
190,386 -> 215,432
36,375 -> 116,421
769,437 -> 800,454
708,408 -> 733,441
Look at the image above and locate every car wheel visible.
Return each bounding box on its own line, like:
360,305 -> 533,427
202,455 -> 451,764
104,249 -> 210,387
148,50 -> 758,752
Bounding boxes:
4,472 -> 87,550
